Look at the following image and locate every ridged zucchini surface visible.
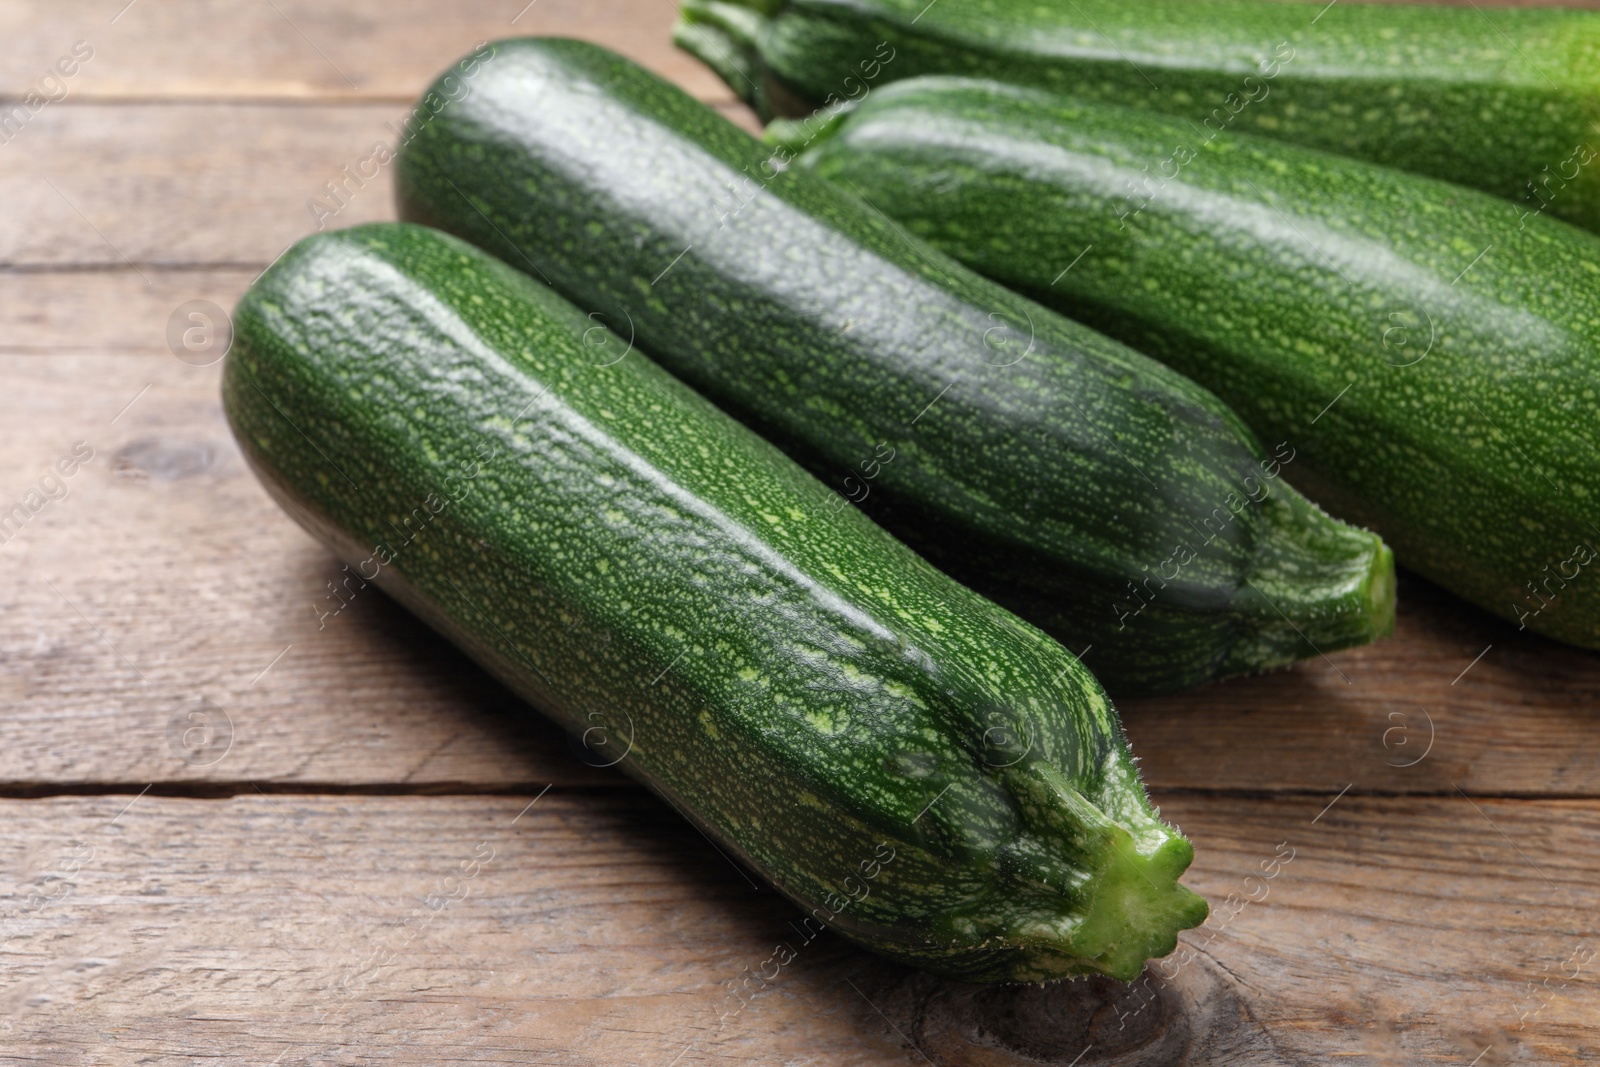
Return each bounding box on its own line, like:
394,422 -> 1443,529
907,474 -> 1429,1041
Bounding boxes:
221,221 -> 1208,983
394,37 -> 1395,698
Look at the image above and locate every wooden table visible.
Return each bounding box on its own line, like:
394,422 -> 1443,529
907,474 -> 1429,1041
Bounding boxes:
4,1 -> 1597,1063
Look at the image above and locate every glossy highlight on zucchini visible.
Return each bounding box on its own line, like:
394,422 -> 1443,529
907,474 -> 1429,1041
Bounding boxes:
394,37 -> 1395,698
222,221 -> 1207,983
676,0 -> 1600,234
793,76 -> 1600,648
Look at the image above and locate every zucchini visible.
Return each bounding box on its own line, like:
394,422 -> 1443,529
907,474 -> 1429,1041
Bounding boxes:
394,37 -> 1395,699
222,221 -> 1207,982
792,76 -> 1600,647
676,0 -> 1600,234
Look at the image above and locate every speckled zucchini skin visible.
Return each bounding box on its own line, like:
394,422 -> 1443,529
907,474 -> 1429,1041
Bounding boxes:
221,222 -> 1207,982
394,37 -> 1394,698
796,76 -> 1600,647
676,0 -> 1600,234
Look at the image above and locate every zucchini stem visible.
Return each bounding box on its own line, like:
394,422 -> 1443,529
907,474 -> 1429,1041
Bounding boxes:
1003,761 -> 1208,981
1227,480 -> 1397,677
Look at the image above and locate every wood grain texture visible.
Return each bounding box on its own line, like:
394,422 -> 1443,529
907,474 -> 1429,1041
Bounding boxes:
0,268 -> 254,354
0,0 -> 735,103
1120,576 -> 1600,798
5,106 -> 399,268
0,792 -> 1593,1065
1,103 -> 750,268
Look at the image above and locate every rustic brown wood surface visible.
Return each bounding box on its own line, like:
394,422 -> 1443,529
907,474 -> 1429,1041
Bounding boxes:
2,1 -> 1598,1064
3,792 -> 1595,1065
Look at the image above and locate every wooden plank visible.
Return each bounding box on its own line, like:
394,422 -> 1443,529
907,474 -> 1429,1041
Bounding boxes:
0,336 -> 614,789
0,329 -> 1594,794
0,791 -> 1593,1065
1,99 -> 753,269
1119,573 -> 1600,799
0,0 -> 735,103
0,268 -> 254,354
8,104 -> 451,269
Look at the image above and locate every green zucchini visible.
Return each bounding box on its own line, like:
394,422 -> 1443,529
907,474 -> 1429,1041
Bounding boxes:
676,0 -> 1600,234
394,37 -> 1395,699
792,75 -> 1600,648
222,221 -> 1206,982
